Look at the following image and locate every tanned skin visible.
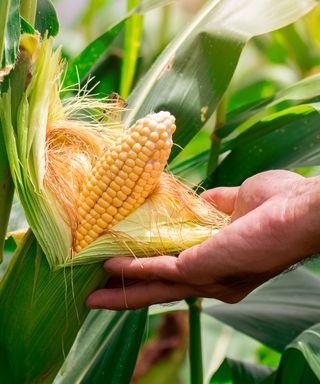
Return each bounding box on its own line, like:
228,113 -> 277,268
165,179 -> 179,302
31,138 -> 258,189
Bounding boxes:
87,170 -> 320,310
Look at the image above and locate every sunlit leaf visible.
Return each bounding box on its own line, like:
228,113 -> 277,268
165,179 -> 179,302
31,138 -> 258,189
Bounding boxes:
120,0 -> 144,98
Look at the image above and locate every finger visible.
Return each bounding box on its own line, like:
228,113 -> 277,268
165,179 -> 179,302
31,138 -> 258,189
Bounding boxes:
201,187 -> 239,214
106,276 -> 141,288
104,256 -> 188,283
86,281 -> 196,310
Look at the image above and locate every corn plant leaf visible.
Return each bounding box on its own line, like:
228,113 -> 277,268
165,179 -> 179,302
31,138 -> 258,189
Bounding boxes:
174,73 -> 320,183
63,20 -> 125,88
210,358 -> 275,384
203,268 -> 320,352
0,231 -> 108,382
120,0 -> 144,98
63,0 -> 173,88
124,0 -> 319,161
218,72 -> 320,141
220,103 -> 320,153
35,0 -> 59,37
206,103 -> 320,187
60,308 -> 147,383
275,323 -> 320,383
0,0 -> 20,70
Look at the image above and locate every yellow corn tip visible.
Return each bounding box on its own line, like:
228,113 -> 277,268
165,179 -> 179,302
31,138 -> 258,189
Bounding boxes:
74,111 -> 176,252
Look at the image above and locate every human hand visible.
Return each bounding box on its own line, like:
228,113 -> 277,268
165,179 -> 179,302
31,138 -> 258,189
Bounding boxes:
87,170 -> 320,310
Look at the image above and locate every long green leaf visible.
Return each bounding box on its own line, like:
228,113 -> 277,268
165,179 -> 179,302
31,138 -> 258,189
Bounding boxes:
0,231 -> 107,382
61,308 -> 147,383
207,103 -> 320,186
218,72 -> 320,142
173,76 -> 320,183
204,268 -> 320,352
63,20 -> 126,88
120,0 -> 144,98
124,0 -> 318,161
63,0 -> 173,89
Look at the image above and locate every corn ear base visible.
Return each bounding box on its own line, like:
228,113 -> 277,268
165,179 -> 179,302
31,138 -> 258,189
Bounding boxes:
0,231 -> 107,383
72,220 -> 219,266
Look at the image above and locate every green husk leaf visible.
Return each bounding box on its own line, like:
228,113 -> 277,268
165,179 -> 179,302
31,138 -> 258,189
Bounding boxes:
0,37 -> 71,267
71,203 -> 220,266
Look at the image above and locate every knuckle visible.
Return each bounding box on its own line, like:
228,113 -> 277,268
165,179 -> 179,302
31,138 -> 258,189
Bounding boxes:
177,248 -> 197,279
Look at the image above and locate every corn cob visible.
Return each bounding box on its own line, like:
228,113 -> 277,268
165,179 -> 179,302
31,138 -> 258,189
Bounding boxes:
74,111 -> 176,252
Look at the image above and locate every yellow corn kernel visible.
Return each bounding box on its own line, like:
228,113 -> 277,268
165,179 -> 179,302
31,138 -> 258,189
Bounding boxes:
74,111 -> 176,252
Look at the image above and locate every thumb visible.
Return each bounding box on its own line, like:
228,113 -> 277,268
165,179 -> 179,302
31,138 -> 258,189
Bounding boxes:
201,187 -> 239,214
